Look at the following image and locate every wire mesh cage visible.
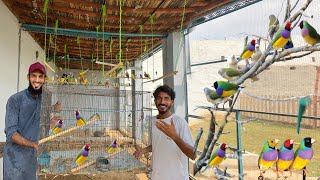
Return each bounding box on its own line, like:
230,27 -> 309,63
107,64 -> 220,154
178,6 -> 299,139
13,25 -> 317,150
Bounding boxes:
37,84 -> 152,176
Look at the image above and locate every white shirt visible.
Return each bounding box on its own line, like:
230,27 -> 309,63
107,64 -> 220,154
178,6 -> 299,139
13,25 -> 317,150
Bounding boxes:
151,114 -> 195,180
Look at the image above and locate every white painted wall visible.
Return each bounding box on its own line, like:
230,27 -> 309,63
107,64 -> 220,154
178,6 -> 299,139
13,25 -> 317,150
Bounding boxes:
0,2 -> 57,178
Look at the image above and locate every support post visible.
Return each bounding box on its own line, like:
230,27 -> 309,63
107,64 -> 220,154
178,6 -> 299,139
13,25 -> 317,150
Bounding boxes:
236,110 -> 244,180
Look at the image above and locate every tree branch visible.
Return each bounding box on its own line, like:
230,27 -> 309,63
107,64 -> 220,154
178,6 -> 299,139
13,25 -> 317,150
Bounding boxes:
257,45 -> 320,74
288,0 -> 313,22
284,0 -> 291,23
279,51 -> 313,61
193,128 -> 203,155
255,51 -> 277,75
290,0 -> 300,12
292,14 -> 303,29
193,109 -> 216,175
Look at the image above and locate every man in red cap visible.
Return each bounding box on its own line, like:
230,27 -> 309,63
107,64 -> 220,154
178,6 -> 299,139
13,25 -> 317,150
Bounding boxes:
3,62 -> 46,180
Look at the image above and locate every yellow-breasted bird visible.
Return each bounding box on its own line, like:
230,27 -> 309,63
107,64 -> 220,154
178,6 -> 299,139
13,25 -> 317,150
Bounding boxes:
290,137 -> 315,173
75,110 -> 86,126
202,143 -> 228,173
276,139 -> 294,177
258,139 -> 279,179
52,119 -> 63,133
272,22 -> 291,49
213,81 -> 240,98
107,140 -> 117,153
300,20 -> 320,46
240,40 -> 255,59
75,144 -> 90,164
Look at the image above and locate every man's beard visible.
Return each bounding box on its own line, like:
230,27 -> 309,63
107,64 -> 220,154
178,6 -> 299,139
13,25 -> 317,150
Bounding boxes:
158,104 -> 172,115
28,82 -> 43,95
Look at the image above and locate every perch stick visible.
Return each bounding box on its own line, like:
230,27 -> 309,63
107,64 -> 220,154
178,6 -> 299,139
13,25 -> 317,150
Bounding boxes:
144,71 -> 178,83
105,62 -> 123,77
70,149 -> 125,173
38,113 -> 101,144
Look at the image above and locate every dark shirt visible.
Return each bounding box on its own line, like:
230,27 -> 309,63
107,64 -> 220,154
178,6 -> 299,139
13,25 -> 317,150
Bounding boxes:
4,89 -> 41,180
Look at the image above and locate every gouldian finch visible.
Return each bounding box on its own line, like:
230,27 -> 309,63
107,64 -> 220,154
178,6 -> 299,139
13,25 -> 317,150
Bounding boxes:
75,110 -> 86,126
297,96 -> 312,134
276,139 -> 294,174
213,81 -> 240,98
272,22 -> 291,49
290,137 -> 316,172
75,144 -> 90,164
258,139 -> 279,177
203,87 -> 224,105
218,68 -> 243,81
52,119 -> 63,133
202,143 -> 227,173
300,20 -> 320,46
251,44 -> 262,62
240,40 -> 255,59
107,140 -> 117,153
284,38 -> 294,49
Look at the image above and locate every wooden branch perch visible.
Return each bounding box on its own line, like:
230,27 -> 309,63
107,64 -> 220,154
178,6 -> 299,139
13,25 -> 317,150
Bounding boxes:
144,71 -> 178,83
38,113 -> 101,144
70,149 -> 124,173
105,62 -> 123,77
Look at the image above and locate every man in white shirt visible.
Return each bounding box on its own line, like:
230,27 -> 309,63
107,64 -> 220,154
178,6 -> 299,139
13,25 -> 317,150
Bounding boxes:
134,85 -> 196,180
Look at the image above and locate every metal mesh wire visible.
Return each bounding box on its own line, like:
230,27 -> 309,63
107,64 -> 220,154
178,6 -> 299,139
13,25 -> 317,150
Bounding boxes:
37,84 -> 152,175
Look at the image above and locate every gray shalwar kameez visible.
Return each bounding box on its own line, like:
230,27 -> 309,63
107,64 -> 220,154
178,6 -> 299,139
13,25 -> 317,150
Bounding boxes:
4,89 -> 41,180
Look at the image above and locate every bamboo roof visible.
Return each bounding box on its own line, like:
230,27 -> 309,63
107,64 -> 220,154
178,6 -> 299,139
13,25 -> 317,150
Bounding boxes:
3,0 -> 253,69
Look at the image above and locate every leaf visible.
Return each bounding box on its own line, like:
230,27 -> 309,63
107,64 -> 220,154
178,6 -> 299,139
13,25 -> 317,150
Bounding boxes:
139,25 -> 143,34
102,4 -> 106,17
64,44 -> 67,53
43,0 -> 49,14
54,19 -> 59,33
149,14 -> 155,25
77,36 -> 80,45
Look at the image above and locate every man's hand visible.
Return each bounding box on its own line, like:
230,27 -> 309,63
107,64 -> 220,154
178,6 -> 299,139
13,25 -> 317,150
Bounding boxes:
156,118 -> 178,141
33,143 -> 40,152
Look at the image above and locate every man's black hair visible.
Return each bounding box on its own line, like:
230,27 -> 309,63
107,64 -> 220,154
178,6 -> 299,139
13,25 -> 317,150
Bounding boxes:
153,85 -> 176,100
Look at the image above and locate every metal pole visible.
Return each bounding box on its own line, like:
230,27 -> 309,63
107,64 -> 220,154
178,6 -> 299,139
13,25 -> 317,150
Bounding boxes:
313,66 -> 320,128
132,69 -> 136,144
17,27 -> 22,92
236,110 -> 244,180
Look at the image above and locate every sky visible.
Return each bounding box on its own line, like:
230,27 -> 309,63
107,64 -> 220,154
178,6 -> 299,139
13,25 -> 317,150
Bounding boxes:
189,0 -> 320,41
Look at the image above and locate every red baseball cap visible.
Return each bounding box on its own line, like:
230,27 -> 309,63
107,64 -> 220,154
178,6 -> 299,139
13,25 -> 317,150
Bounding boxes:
29,62 -> 46,76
